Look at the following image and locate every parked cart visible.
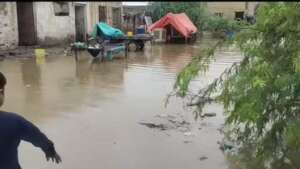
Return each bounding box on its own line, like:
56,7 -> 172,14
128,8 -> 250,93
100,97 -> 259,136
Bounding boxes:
91,22 -> 153,52
71,22 -> 152,61
109,34 -> 153,51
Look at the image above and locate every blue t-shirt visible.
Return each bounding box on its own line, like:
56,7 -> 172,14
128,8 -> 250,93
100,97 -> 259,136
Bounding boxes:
0,111 -> 55,169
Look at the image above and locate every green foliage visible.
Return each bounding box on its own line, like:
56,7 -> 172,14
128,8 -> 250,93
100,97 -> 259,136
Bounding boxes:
147,2 -> 209,30
173,2 -> 300,168
205,15 -> 247,32
147,2 -> 251,33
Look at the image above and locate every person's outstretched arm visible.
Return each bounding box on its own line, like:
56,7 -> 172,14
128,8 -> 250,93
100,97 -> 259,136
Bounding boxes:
17,115 -> 62,163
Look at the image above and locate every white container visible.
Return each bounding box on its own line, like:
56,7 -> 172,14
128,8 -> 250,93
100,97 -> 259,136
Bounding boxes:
153,28 -> 166,43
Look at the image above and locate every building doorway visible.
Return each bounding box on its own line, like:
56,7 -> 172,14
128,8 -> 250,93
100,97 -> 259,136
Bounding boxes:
75,4 -> 86,42
112,7 -> 121,28
98,6 -> 107,22
16,2 -> 36,46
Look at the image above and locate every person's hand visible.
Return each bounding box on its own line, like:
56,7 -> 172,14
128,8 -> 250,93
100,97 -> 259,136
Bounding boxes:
46,151 -> 62,164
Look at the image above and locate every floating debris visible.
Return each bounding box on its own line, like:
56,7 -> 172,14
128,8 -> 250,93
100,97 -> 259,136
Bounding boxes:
218,140 -> 233,151
199,156 -> 208,161
183,132 -> 196,137
144,113 -> 192,132
178,126 -> 190,132
139,122 -> 168,131
201,112 -> 217,118
168,119 -> 190,128
140,113 -> 195,137
183,140 -> 192,144
155,114 -> 176,120
217,126 -> 224,134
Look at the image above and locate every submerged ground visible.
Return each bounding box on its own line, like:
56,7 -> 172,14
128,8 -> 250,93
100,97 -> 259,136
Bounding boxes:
0,36 -> 242,169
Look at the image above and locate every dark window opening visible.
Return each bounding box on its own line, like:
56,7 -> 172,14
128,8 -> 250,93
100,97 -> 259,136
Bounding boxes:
53,2 -> 69,16
112,7 -> 121,28
235,11 -> 244,21
171,27 -> 181,38
214,12 -> 223,17
98,6 -> 106,22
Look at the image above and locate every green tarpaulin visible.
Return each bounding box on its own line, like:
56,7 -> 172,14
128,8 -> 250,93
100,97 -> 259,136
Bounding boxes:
91,22 -> 125,40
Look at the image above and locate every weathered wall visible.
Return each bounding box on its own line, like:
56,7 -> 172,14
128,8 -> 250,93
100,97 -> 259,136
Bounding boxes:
123,5 -> 146,15
0,2 -> 18,50
86,2 -> 123,34
206,2 -> 259,20
207,2 -> 246,20
123,5 -> 148,31
35,2 -> 75,46
247,2 -> 260,16
0,2 -> 124,48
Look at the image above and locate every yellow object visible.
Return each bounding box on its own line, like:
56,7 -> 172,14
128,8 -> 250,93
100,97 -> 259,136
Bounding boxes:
35,49 -> 45,64
127,31 -> 133,37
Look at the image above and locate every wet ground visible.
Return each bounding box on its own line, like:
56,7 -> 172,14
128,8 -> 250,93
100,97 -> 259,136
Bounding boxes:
0,36 -> 242,169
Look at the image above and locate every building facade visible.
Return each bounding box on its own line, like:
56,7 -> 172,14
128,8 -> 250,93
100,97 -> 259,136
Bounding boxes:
206,2 -> 260,20
0,2 -> 123,50
122,5 -> 149,33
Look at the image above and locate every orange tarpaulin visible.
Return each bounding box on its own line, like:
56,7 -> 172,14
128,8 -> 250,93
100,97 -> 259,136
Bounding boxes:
148,13 -> 198,38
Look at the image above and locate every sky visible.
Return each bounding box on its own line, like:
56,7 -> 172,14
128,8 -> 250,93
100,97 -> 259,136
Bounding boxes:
122,2 -> 149,6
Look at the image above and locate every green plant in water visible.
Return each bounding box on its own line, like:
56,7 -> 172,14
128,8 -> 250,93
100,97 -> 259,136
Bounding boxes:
172,2 -> 300,168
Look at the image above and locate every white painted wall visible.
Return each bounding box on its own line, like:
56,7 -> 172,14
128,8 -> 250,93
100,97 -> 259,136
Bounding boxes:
0,2 -> 124,48
86,2 -> 123,34
207,2 -> 259,20
35,2 -> 75,45
247,2 -> 259,16
207,2 -> 246,20
0,2 -> 18,50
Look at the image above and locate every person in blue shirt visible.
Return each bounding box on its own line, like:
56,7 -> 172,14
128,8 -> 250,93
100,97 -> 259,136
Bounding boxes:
0,72 -> 61,169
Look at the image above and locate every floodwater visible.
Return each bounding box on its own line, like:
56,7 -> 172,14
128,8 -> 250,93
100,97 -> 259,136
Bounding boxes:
0,36 -> 242,169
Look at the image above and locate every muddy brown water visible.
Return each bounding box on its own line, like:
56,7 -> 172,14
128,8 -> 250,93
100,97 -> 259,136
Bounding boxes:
0,37 -> 242,169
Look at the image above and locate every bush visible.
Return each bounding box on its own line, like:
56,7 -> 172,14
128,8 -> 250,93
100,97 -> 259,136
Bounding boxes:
173,2 -> 300,168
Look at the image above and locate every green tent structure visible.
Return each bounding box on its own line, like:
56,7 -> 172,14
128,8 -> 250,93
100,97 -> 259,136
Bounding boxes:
91,22 -> 125,40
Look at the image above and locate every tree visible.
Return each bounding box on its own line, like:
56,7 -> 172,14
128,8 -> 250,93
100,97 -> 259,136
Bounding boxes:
172,2 -> 300,168
146,2 -> 209,31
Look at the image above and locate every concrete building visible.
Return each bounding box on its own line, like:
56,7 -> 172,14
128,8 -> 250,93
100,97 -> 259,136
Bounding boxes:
86,2 -> 123,33
35,2 -> 76,46
206,2 -> 260,20
123,5 -> 147,15
0,2 -> 123,50
122,5 -> 149,32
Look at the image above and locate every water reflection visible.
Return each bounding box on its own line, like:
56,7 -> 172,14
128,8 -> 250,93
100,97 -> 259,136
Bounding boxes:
74,53 -> 126,88
75,58 -> 92,85
20,59 -> 43,119
160,44 -> 194,74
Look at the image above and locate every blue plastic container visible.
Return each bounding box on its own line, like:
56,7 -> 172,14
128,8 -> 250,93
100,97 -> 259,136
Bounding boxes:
226,31 -> 235,38
136,27 -> 145,34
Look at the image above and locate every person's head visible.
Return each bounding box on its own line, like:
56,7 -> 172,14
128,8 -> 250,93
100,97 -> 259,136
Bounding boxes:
0,72 -> 6,107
